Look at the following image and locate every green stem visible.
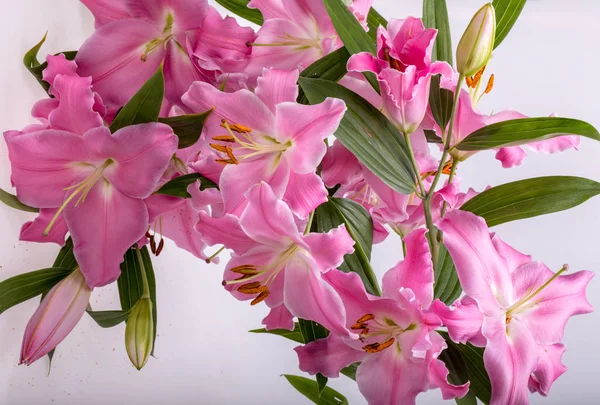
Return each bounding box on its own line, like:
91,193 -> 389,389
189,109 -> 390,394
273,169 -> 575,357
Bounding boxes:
135,246 -> 151,299
304,210 -> 315,235
404,133 -> 427,198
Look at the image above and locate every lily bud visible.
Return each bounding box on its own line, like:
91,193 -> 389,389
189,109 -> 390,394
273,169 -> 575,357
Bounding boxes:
456,3 -> 496,77
125,297 -> 154,370
20,268 -> 91,365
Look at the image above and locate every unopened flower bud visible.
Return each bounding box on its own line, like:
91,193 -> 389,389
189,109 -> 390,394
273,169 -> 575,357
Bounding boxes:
125,297 -> 154,370
456,3 -> 496,77
20,268 -> 91,365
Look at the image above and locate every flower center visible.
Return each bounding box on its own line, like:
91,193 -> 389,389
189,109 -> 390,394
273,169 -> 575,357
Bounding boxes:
505,265 -> 568,323
210,119 -> 291,165
43,159 -> 114,236
351,313 -> 416,353
465,65 -> 494,106
141,13 -> 174,62
223,243 -> 300,306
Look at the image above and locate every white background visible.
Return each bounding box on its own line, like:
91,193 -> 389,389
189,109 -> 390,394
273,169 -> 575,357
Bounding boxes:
1,0 -> 599,404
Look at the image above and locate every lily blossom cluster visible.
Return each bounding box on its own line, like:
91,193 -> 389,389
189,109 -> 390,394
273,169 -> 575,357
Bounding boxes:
0,1 -> 594,404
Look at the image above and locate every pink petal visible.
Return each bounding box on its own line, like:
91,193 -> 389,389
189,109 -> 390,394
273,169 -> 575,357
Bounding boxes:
85,124 -> 178,199
339,71 -> 383,110
356,346 -> 429,405
284,256 -> 348,336
126,0 -> 208,32
163,40 -> 203,107
347,52 -> 385,74
429,358 -> 470,400
276,98 -> 346,174
495,146 -> 528,168
160,200 -> 208,260
362,168 -> 410,223
20,270 -> 91,365
511,261 -> 594,344
255,69 -> 299,113
248,0 -> 287,20
528,135 -> 580,154
301,224 -> 355,271
482,316 -> 539,405
382,228 -> 434,307
182,81 -> 275,134
43,54 -> 78,87
528,344 -> 567,396
76,19 -> 164,107
282,171 -> 328,220
295,334 -> 364,378
64,181 -> 149,288
196,212 -> 257,255
321,140 -> 362,188
437,211 -> 512,315
48,75 -> 104,134
81,0 -> 131,27
431,297 -> 486,346
262,304 -> 295,331
240,182 -> 300,248
491,234 -> 532,272
20,209 -> 68,246
4,129 -> 92,208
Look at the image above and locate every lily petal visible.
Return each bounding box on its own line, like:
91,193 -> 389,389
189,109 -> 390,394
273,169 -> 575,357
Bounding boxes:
295,334 -> 364,378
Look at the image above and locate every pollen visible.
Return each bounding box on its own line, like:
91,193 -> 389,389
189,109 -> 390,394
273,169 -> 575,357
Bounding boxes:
230,265 -> 259,275
212,135 -> 236,143
221,119 -> 251,134
251,290 -> 270,306
441,160 -> 454,175
238,282 -> 267,295
484,74 -> 495,94
362,337 -> 395,353
357,314 -> 375,323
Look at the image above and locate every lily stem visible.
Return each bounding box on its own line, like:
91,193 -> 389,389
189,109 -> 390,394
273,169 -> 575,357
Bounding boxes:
135,246 -> 151,299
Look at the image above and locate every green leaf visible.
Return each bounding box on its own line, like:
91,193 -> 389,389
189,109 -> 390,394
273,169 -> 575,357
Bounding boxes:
366,8 -> 388,41
315,198 -> 380,296
215,0 -> 264,25
455,117 -> 600,151
23,33 -> 77,93
437,336 -> 477,405
299,77 -> 416,194
439,332 -> 491,404
87,309 -> 131,328
0,267 -> 73,314
298,319 -> 330,394
298,47 -> 351,104
423,0 -> 453,64
117,246 -> 158,354
109,65 -> 165,133
249,324 -> 304,344
322,0 -> 379,91
340,363 -> 359,381
429,75 -> 454,130
156,173 -> 218,198
424,129 -> 443,144
159,110 -> 213,148
53,238 -> 78,270
461,176 -> 600,227
0,188 -> 39,213
492,0 -> 527,49
433,243 -> 462,305
284,375 -> 348,405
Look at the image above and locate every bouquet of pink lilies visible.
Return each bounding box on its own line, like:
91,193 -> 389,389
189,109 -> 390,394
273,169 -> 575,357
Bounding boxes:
1,1 -> 597,404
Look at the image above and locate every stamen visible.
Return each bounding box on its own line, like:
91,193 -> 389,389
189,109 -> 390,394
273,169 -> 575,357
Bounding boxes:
220,120 -> 251,134
150,235 -> 157,254
472,66 -> 486,87
484,74 -> 495,94
441,160 -> 454,175
230,265 -> 259,275
215,158 -> 238,165
362,337 -> 395,353
212,135 -> 236,143
238,282 -> 265,294
156,238 -> 164,256
357,314 -> 375,323
251,290 -> 270,306
351,323 -> 368,330
209,143 -> 231,153
506,265 -> 569,317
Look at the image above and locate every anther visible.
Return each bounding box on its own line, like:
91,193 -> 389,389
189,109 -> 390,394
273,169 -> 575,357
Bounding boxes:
212,135 -> 236,143
150,236 -> 157,255
156,238 -> 164,256
251,290 -> 270,306
441,160 -> 453,175
231,265 -> 259,275
472,65 -> 486,86
357,314 -> 375,323
362,337 -> 395,353
484,74 -> 494,94
215,158 -> 238,165
351,323 -> 368,330
238,282 -> 266,294
210,143 -> 232,153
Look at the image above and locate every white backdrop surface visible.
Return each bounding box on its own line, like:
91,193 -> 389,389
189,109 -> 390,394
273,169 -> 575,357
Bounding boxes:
1,0 -> 599,404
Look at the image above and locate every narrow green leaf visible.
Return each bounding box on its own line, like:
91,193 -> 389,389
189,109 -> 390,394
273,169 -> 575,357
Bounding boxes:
433,243 -> 462,304
340,363 -> 359,381
298,47 -> 351,104
424,129 -> 443,144
428,75 -> 454,130
315,198 -> 380,296
87,309 -> 131,328
249,323 -> 304,344
322,0 -> 379,91
53,238 -> 78,270
215,0 -> 264,25
461,176 -> 600,227
316,374 -> 328,397
299,77 -> 416,194
366,8 -> 388,41
0,267 -> 73,314
156,173 -> 218,198
159,110 -> 213,148
456,117 -> 600,151
0,188 -> 39,213
23,34 -> 77,94
492,0 -> 527,49
423,0 -> 453,64
109,65 -> 165,132
117,246 -> 158,354
284,375 -> 349,405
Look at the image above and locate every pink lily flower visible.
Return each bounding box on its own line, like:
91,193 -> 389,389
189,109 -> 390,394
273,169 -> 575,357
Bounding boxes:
347,17 -> 453,134
76,0 -> 255,110
20,268 -> 91,365
435,211 -> 594,404
183,68 -> 345,219
201,182 -> 355,332
4,123 -> 178,288
295,229 -> 468,404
